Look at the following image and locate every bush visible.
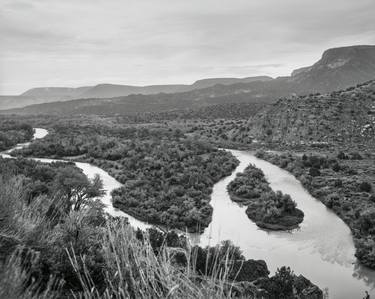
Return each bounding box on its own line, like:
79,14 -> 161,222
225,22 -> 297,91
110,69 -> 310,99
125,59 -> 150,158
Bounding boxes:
309,167 -> 321,177
332,162 -> 341,172
337,151 -> 348,160
359,181 -> 372,193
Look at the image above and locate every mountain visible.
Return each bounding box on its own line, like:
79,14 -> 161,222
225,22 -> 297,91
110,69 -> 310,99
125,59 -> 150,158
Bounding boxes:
0,95 -> 77,110
21,86 -> 91,97
21,77 -> 273,99
0,96 -> 35,110
1,82 -> 279,116
289,45 -> 375,93
191,76 -> 273,89
0,75 -> 295,116
244,80 -> 375,147
2,45 -> 375,115
0,86 -> 93,110
78,83 -> 189,98
78,78 -> 274,98
0,76 -> 272,110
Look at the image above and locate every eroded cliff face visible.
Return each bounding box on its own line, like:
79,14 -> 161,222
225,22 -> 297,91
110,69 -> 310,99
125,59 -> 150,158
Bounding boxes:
289,45 -> 375,93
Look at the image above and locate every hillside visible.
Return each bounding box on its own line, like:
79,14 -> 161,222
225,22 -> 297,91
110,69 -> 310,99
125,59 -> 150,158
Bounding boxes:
21,76 -> 273,99
0,76 -> 272,110
0,95 -> 87,110
0,87 -> 92,110
79,83 -> 189,98
1,78 -> 289,116
245,80 -> 375,148
21,86 -> 91,97
191,76 -> 272,89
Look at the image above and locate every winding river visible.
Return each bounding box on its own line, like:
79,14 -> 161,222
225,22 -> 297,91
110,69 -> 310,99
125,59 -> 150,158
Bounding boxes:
2,128 -> 375,298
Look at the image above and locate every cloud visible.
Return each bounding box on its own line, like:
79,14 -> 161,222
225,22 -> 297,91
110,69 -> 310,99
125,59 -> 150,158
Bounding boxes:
0,0 -> 374,94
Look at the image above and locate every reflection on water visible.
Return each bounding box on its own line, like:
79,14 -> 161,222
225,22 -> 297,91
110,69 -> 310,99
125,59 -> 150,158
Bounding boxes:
190,149 -> 375,299
2,130 -> 375,298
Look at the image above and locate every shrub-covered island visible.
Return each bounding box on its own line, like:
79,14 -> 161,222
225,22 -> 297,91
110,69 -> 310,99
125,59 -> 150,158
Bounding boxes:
228,164 -> 304,230
256,150 -> 375,269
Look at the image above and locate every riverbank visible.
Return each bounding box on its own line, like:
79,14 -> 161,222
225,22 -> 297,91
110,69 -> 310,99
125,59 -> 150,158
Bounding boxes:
256,150 -> 375,270
10,125 -> 240,233
5,125 -> 375,298
0,127 -> 324,299
193,149 -> 375,298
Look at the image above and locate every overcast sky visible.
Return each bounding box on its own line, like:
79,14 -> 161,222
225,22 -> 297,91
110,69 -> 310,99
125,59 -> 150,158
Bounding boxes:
1,0 -> 374,94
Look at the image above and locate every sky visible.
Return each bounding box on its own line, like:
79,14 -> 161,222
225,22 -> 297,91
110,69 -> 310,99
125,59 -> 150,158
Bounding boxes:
1,0 -> 375,95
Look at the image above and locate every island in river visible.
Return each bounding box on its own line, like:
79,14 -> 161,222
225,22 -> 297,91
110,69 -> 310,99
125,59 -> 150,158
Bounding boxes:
0,123 -> 323,299
256,150 -> 375,269
228,164 -> 304,230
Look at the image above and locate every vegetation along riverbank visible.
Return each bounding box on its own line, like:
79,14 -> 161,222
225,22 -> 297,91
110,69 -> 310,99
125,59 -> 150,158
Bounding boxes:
257,150 -> 375,269
0,127 -> 323,298
11,122 -> 239,233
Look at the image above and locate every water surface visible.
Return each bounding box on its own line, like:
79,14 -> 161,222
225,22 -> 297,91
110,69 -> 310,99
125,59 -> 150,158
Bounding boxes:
190,150 -> 375,299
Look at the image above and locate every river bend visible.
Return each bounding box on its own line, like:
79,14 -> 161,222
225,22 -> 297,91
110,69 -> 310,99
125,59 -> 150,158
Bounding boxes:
1,128 -> 374,298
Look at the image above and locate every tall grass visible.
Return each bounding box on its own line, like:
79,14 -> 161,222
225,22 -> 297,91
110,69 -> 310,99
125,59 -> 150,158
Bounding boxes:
67,220 -> 246,299
0,174 -> 252,298
0,247 -> 63,299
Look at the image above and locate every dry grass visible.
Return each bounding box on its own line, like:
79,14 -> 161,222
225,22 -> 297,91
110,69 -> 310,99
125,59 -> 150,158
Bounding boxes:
67,220 -> 243,299
0,174 -> 249,298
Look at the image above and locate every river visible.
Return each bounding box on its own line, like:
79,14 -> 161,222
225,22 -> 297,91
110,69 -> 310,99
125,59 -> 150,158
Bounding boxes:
2,128 -> 375,298
1,128 -> 152,231
190,150 -> 375,298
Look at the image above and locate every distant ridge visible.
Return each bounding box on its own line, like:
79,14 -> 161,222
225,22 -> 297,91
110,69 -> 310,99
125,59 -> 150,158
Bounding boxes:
0,76 -> 272,110
21,76 -> 272,98
21,76 -> 273,99
78,83 -> 189,98
191,76 -> 273,89
1,45 -> 375,113
21,86 -> 91,97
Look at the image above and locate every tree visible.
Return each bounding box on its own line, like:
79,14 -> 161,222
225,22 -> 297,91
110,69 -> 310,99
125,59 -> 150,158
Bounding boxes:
53,167 -> 104,213
359,209 -> 375,233
269,266 -> 295,297
281,194 -> 296,213
332,162 -> 341,172
337,151 -> 348,160
359,181 -> 372,193
309,167 -> 320,177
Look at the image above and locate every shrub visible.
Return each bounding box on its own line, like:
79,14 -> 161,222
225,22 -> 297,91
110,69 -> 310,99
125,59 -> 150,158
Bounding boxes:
359,182 -> 372,193
309,167 -> 321,177
337,151 -> 348,160
332,162 -> 341,172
